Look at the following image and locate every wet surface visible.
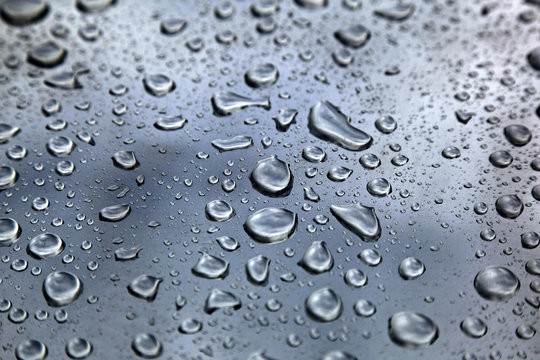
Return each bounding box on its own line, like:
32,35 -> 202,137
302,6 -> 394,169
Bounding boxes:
0,0 -> 539,359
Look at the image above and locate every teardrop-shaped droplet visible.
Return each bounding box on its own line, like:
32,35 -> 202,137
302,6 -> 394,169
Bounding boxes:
115,246 -> 143,261
244,207 -> 297,244
205,200 -> 235,222
330,204 -> 381,242
474,266 -> 520,301
305,287 -> 343,322
216,236 -> 239,251
250,156 -> 293,197
246,255 -> 271,285
388,312 -> 439,348
211,91 -> 270,116
299,241 -> 333,274
204,289 -> 241,314
28,233 -> 64,259
99,204 -> 131,222
127,275 -> 162,301
192,253 -> 229,279
308,101 -> 372,151
43,271 -> 82,307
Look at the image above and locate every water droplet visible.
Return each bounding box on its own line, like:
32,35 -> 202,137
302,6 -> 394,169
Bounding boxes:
366,178 -> 392,197
66,337 -> 92,359
246,255 -> 271,284
160,18 -> 187,35
299,241 -> 333,274
132,333 -> 162,359
374,3 -> 415,21
205,289 -> 241,314
388,312 -> 439,348
398,257 -> 425,280
192,253 -> 229,279
305,287 -> 343,322
489,150 -> 513,168
0,123 -> 20,143
335,24 -> 371,48
244,207 -> 297,244
0,218 -> 21,246
250,156 -> 293,197
15,339 -> 47,360
99,204 -> 131,222
43,271 -> 83,306
205,200 -> 235,222
211,91 -> 270,115
216,236 -> 239,251
308,101 -> 372,151
442,146 -> 461,159
330,204 -> 381,242
28,233 -> 64,259
328,166 -> 352,182
154,115 -> 187,131
354,299 -> 376,317
112,150 -> 138,170
474,266 -> 520,301
143,74 -> 175,97
504,124 -> 532,147
495,194 -> 523,219
344,268 -> 367,288
0,165 -> 18,189
47,136 -> 75,157
374,116 -> 397,134
211,135 -> 253,151
127,275 -> 162,301
245,63 -> 279,88
460,316 -> 487,338
302,146 -> 326,162
1,0 -> 48,26
27,41 -> 66,68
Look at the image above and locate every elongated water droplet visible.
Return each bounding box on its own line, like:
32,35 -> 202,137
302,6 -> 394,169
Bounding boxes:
205,200 -> 235,222
308,101 -> 372,151
374,4 -> 415,21
154,115 -> 187,131
245,63 -> 279,88
99,204 -> 131,222
211,135 -> 253,151
112,150 -> 138,170
143,74 -> 175,97
335,25 -> 371,48
211,91 -> 270,116
0,218 -> 21,246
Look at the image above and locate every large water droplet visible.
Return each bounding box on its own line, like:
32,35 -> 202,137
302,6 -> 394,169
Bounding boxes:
504,124 -> 532,147
112,150 -> 138,170
250,156 -> 293,197
47,136 -> 75,157
27,41 -> 66,68
308,101 -> 372,151
246,255 -> 271,285
0,218 -> 21,246
398,257 -> 425,280
27,233 -> 64,259
0,165 -> 18,189
132,333 -> 162,359
374,4 -> 415,21
127,275 -> 162,301
192,253 -> 229,279
299,241 -> 333,274
495,194 -> 523,219
1,0 -> 48,26
15,339 -> 47,360
305,287 -> 343,322
244,207 -> 297,244
204,289 -> 241,314
154,115 -> 187,131
330,204 -> 381,242
43,271 -> 83,306
474,266 -> 520,301
205,200 -> 235,222
460,316 -> 487,338
388,312 -> 439,348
